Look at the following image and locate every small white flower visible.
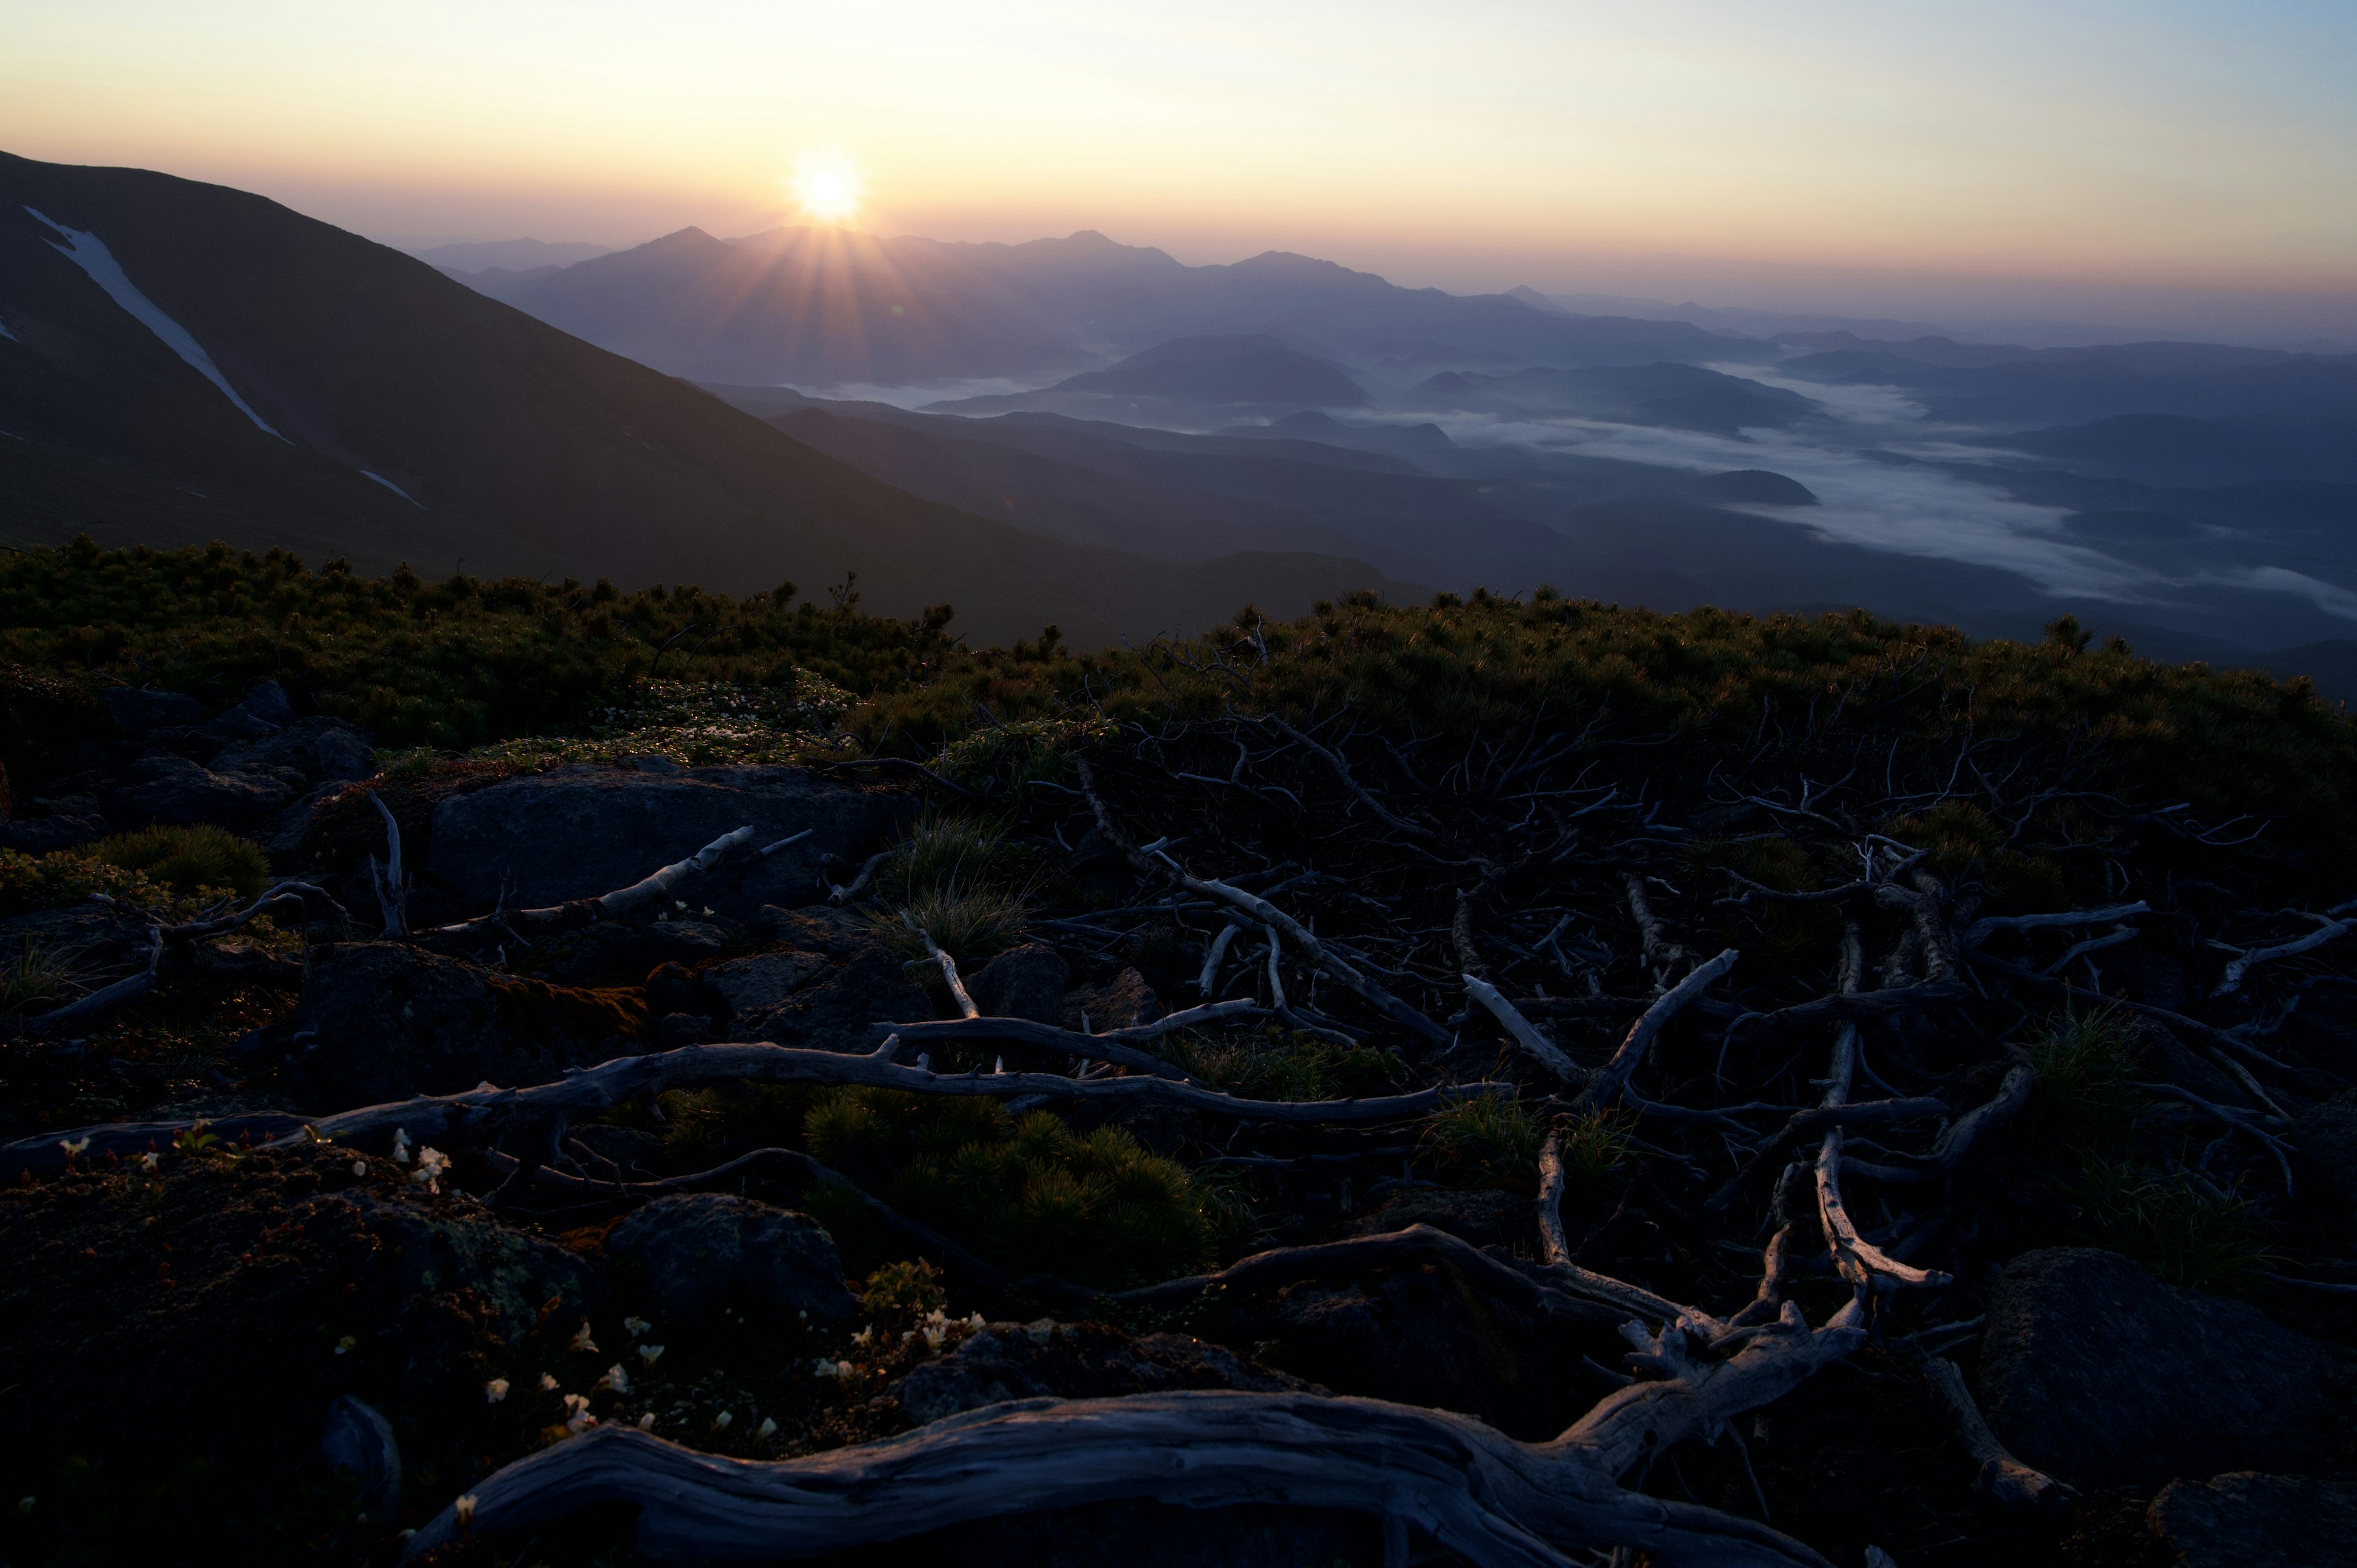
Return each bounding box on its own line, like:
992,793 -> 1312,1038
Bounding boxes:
623,1315 -> 650,1337
453,1494 -> 478,1527
638,1343 -> 665,1367
711,1410 -> 732,1429
352,1160 -> 368,1176
60,1136 -> 90,1157
538,1373 -> 559,1392
994,1056 -> 1005,1075
390,1129 -> 412,1164
756,1416 -> 778,1439
600,1363 -> 630,1395
139,1151 -> 160,1172
484,1378 -> 511,1404
964,1312 -> 985,1330
637,1412 -> 656,1430
851,1326 -> 875,1349
813,1358 -> 842,1378
562,1392 -> 597,1434
570,1321 -> 598,1354
673,900 -> 687,910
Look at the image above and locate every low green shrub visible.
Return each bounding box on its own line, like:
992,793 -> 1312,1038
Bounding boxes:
2023,1008 -> 2145,1156
87,824 -> 269,900
2073,1157 -> 2274,1292
1418,1092 -> 1547,1188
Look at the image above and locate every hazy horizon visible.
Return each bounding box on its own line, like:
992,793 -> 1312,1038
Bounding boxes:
8,1 -> 2355,349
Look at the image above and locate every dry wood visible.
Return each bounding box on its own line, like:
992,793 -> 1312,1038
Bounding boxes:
1466,973 -> 1581,1083
366,789 -> 407,937
874,997 -> 1265,1078
1919,1357 -> 2075,1509
1538,1131 -> 1722,1335
401,1393 -> 1838,1568
2213,911 -> 2356,996
430,824 -> 762,940
1584,949 -> 1740,1107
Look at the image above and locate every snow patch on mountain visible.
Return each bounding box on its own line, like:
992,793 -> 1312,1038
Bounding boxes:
361,470 -> 423,506
24,206 -> 285,440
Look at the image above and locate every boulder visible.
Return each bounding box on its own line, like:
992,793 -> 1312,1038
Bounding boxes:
320,1396 -> 401,1519
120,751 -> 295,824
180,681 -> 297,747
1343,1187 -> 1537,1253
537,918 -> 732,987
295,943 -> 649,1108
2147,1472 -> 2357,1567
426,763 -> 910,917
605,1194 -> 854,1323
0,812 -> 108,852
1225,1258 -> 1619,1440
2292,1091 -> 2357,1215
899,1319 -> 1310,1427
1064,965 -> 1162,1032
100,686 -> 206,740
212,716 -> 376,784
735,947 -> 932,1049
969,943 -> 1070,1024
703,948 -> 831,1018
1976,1248 -> 2344,1489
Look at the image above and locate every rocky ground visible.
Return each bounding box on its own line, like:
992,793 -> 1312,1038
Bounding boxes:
2,677 -> 2353,1567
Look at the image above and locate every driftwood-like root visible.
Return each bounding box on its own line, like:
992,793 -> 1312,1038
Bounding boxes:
401,1391 -> 1840,1568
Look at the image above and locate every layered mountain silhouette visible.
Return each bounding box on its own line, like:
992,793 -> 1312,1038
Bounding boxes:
927,334 -> 1368,419
0,153 -> 1420,645
1407,363 -> 1821,434
451,225 -> 1753,388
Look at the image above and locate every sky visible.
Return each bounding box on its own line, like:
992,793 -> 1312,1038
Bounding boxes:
7,1 -> 2356,341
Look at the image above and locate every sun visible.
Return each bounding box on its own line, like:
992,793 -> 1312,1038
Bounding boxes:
791,151 -> 863,223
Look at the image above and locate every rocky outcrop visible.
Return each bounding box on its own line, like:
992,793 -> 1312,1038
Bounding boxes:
426,763 -> 910,917
2147,1472 -> 2357,1567
295,943 -> 648,1108
969,943 -> 1070,1025
605,1194 -> 855,1324
1976,1248 -> 2344,1489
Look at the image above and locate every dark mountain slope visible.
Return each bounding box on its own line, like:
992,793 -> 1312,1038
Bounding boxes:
0,153 -> 1413,646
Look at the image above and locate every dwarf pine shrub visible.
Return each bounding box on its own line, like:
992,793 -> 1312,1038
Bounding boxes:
87,824 -> 269,900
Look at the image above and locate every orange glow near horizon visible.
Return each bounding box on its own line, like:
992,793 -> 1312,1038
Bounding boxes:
4,1 -> 2355,330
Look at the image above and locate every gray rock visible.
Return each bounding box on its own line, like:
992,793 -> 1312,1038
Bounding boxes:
969,943 -> 1070,1024
0,813 -> 107,852
427,764 -> 910,917
736,947 -> 932,1049
2293,1091 -> 2357,1214
704,948 -> 831,1015
122,751 -> 295,824
1977,1248 -> 2344,1489
605,1194 -> 854,1323
538,919 -> 733,987
1226,1257 -> 1619,1440
320,1395 -> 400,1518
899,1319 -> 1310,1427
295,943 -> 649,1108
758,904 -> 881,958
101,687 -> 206,739
212,716 -> 376,783
1064,965 -> 1162,1032
2148,1472 -> 2357,1567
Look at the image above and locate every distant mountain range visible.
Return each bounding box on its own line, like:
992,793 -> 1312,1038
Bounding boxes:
0,153 -> 1418,645
443,225 -> 1752,390
927,335 -> 1369,420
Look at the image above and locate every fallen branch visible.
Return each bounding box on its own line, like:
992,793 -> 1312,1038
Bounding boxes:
1919,1357 -> 2074,1510
2213,911 -> 2356,996
1538,1132 -> 1720,1335
403,1392 -> 1838,1567
367,790 -> 408,937
1584,949 -> 1740,1107
1466,974 -> 1580,1083
875,998 -> 1268,1079
430,825 -> 762,940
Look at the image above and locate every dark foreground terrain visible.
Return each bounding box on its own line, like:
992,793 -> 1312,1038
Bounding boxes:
2,543 -> 2355,1567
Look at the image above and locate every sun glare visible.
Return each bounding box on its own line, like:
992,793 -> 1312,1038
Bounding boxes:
792,151 -> 863,223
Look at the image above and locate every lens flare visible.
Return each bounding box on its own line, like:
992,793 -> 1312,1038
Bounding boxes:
791,150 -> 862,223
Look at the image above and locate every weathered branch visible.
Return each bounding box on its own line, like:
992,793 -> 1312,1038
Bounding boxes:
367,790 -> 407,937
2213,911 -> 2356,996
875,998 -> 1267,1079
1919,1357 -> 2075,1509
1466,974 -> 1580,1083
1584,949 -> 1740,1107
429,824 -> 761,940
403,1393 -> 1836,1567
